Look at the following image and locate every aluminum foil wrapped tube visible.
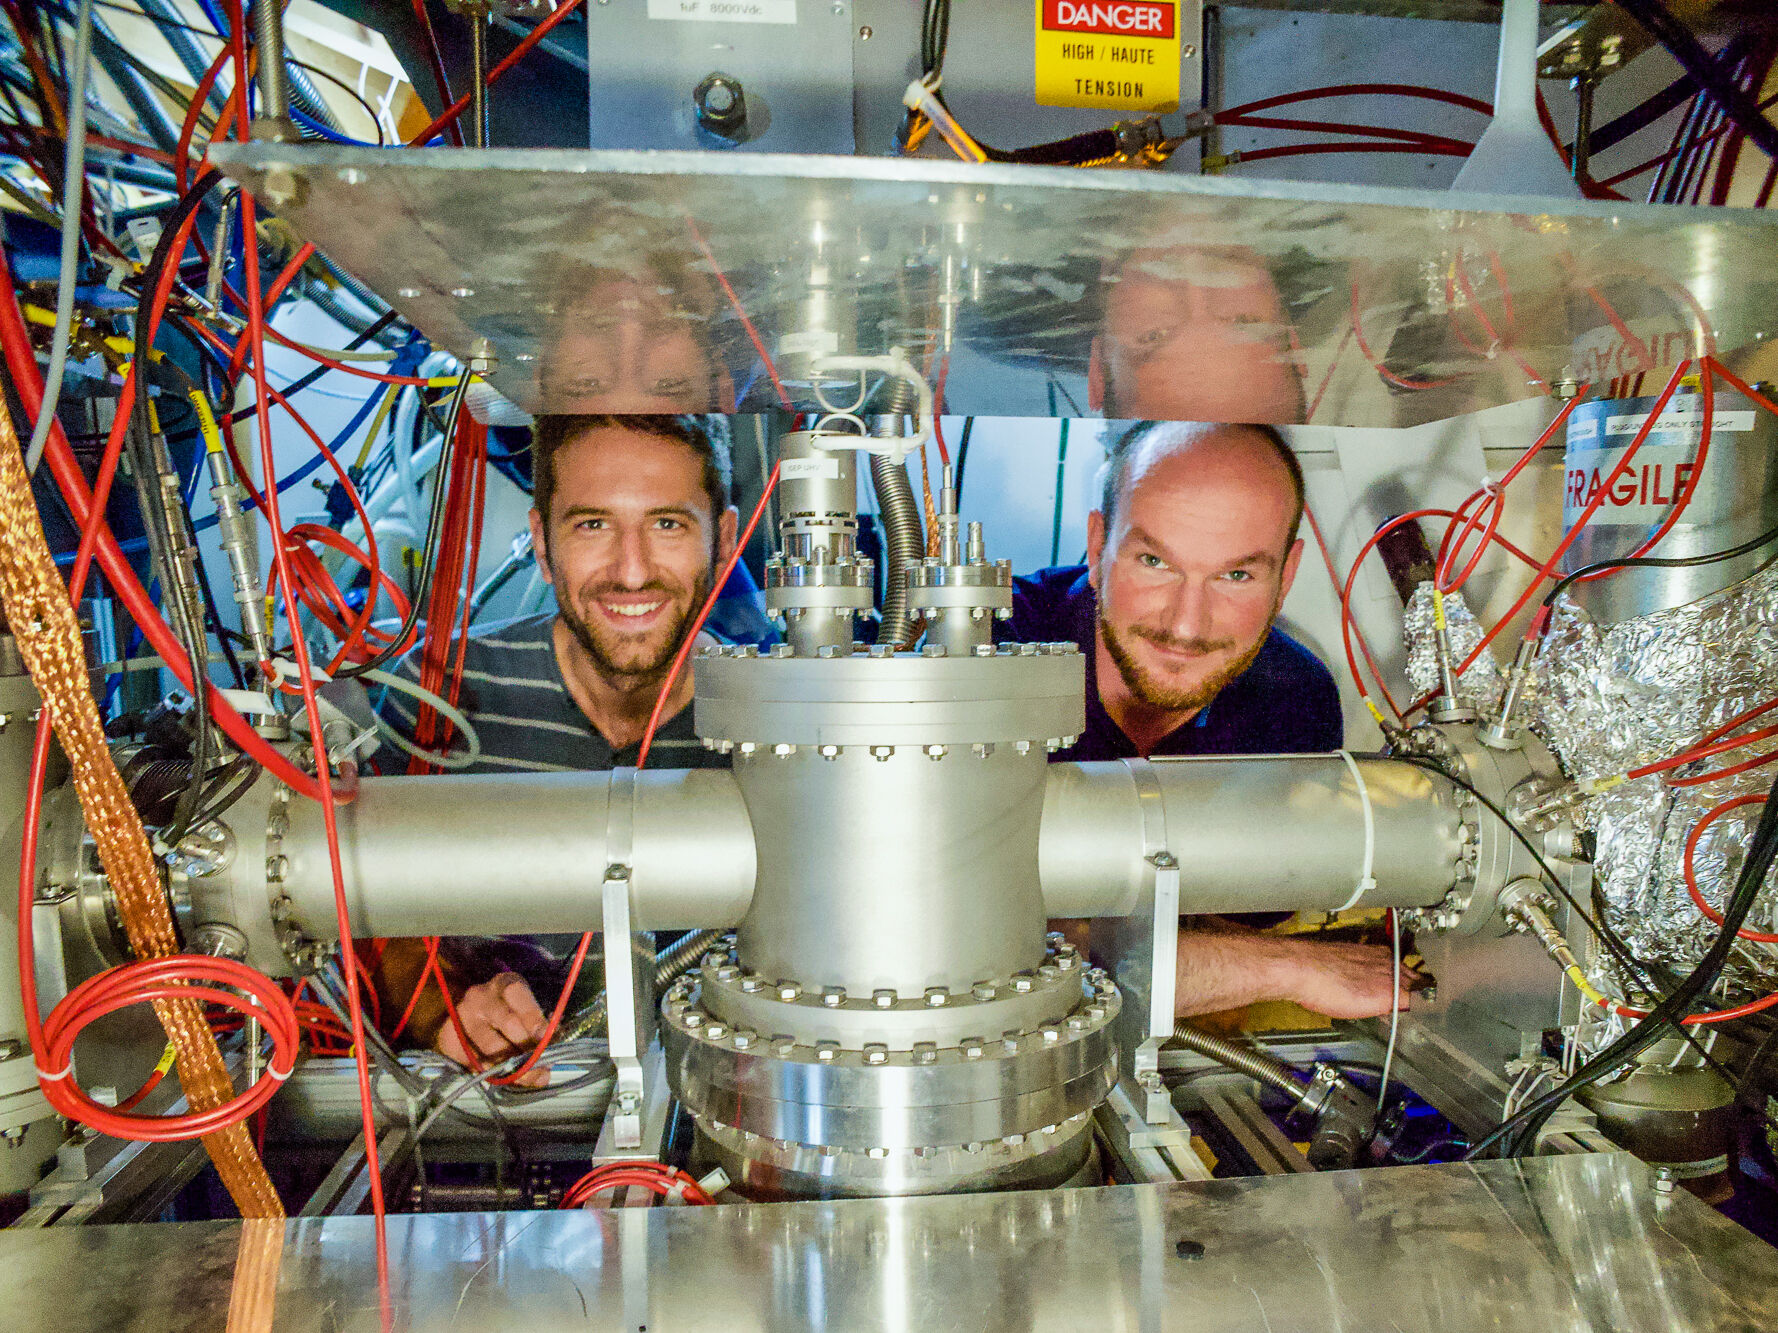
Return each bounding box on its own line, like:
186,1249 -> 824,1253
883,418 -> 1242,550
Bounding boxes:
1405,567 -> 1778,986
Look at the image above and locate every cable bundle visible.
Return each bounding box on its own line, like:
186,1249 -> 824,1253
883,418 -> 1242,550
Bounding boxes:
560,1160 -> 715,1209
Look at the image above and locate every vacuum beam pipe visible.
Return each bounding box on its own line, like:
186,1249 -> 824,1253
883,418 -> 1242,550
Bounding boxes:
275,769 -> 756,938
1040,755 -> 1466,918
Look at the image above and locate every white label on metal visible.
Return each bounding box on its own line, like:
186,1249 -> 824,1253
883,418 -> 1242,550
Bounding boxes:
777,328 -> 838,358
1604,409 -> 1754,436
780,456 -> 840,481
647,0 -> 798,23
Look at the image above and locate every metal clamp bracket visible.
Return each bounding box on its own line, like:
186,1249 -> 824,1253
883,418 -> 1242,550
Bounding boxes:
602,767 -> 647,1151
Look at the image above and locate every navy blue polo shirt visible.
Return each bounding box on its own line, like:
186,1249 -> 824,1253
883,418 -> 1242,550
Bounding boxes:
1001,566 -> 1342,760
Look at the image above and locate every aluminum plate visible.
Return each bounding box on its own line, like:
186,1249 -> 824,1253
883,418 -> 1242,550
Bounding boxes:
208,146 -> 1778,428
2,1153 -> 1776,1329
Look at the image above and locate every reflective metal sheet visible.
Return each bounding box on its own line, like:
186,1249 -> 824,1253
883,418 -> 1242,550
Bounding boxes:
208,146 -> 1778,428
2,1153 -> 1776,1330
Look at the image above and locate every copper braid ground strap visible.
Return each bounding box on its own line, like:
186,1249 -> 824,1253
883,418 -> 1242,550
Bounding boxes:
0,392 -> 283,1217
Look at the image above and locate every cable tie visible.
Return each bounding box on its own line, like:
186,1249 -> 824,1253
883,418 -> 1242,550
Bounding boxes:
1335,750 -> 1379,912
37,1064 -> 73,1082
268,1063 -> 294,1082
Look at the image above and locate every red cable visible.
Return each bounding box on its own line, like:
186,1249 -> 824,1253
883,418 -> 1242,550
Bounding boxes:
1349,280 -> 1464,392
1303,504 -> 1401,723
0,237 -> 323,798
407,0 -> 465,147
486,461 -> 787,1089
1629,724 -> 1778,783
35,958 -> 299,1141
1228,141 -> 1471,166
1576,362 -> 1711,583
1217,112 -> 1472,153
1683,794 -> 1777,945
1219,82 -> 1492,119
408,0 -> 588,146
1447,363 -> 1689,683
685,217 -> 792,410
237,190 -> 392,1322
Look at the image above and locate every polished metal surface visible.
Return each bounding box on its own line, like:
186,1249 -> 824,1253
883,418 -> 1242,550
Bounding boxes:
207,145 -> 1778,427
692,643 -> 1084,748
663,965 -> 1118,1150
4,1155 -> 1776,1330
1042,752 -> 1466,918
272,768 -> 756,941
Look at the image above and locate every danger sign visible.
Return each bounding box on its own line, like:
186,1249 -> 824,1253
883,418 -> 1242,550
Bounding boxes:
1044,1 -> 1175,37
1034,0 -> 1182,112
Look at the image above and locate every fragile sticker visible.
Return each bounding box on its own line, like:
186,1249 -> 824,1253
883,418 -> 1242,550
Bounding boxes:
1034,0 -> 1181,112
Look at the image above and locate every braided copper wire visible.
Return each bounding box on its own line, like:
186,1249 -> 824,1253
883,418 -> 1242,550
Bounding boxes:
0,393 -> 283,1218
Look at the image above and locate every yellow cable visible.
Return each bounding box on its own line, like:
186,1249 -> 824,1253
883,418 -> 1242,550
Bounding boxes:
351,385 -> 400,471
188,389 -> 225,456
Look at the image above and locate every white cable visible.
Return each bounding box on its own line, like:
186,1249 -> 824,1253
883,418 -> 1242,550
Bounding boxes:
1334,750 -> 1378,912
1378,908 -> 1403,1115
360,667 -> 482,770
24,0 -> 95,477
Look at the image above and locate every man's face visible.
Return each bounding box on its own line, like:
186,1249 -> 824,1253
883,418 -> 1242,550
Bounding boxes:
1089,249 -> 1304,424
527,425 -> 736,683
543,277 -> 734,413
1088,430 -> 1304,713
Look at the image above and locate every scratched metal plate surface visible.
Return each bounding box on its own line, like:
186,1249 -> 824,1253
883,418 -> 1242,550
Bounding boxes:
3,1153 -> 1776,1330
208,146 -> 1778,429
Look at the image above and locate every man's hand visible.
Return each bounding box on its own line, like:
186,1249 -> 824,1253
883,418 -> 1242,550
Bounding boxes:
1262,939 -> 1421,1020
435,971 -> 551,1087
1175,929 -> 1423,1020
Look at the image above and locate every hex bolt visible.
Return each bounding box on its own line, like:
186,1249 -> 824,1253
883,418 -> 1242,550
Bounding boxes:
714,965 -> 741,982
871,745 -> 895,762
684,1012 -> 705,1029
773,1036 -> 797,1055
1040,1023 -> 1061,1043
872,989 -> 896,1009
815,1041 -> 839,1062
1653,1167 -> 1676,1195
821,987 -> 846,1008
731,1029 -> 755,1050
924,987 -> 949,1007
777,982 -> 803,1002
962,1041 -> 984,1060
972,982 -> 996,1001
1011,974 -> 1035,994
740,975 -> 764,993
1037,964 -> 1060,981
704,1023 -> 728,1040
925,745 -> 948,760
1066,1014 -> 1087,1032
819,744 -> 841,760
864,1044 -> 889,1065
914,1043 -> 937,1064
1002,1033 -> 1021,1052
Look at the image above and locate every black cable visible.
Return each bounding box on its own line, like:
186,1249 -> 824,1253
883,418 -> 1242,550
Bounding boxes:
128,168 -> 223,844
1540,519 -> 1778,613
953,416 -> 973,501
1466,770 -> 1778,1159
1616,0 -> 1778,168
1389,755 -> 1739,1090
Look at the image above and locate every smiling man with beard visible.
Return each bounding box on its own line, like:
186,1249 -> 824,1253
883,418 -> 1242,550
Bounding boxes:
1006,419 -> 1418,1020
372,414 -> 738,1076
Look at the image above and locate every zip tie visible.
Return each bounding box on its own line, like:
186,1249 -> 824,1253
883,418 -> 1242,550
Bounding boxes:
1335,750 -> 1379,912
37,1064 -> 74,1082
268,1063 -> 294,1082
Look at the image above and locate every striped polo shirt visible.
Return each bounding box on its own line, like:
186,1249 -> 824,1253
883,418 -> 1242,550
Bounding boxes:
374,611 -> 727,775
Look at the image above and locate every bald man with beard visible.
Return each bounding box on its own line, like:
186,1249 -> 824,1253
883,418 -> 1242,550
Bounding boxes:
1004,420 -> 1417,1019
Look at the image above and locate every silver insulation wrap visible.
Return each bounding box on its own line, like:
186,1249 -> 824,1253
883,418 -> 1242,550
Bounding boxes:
1404,566 -> 1778,987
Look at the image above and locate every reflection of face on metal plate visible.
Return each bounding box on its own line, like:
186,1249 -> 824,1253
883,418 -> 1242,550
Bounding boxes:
211,146 -> 1778,431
